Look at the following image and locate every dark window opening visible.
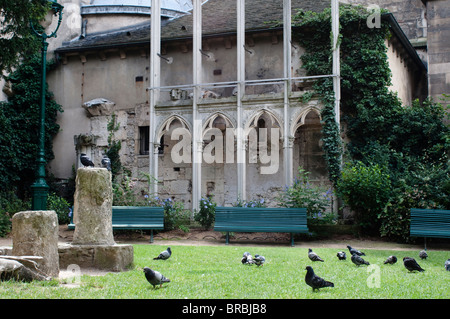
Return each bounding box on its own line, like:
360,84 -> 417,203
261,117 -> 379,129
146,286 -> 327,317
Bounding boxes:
139,126 -> 149,155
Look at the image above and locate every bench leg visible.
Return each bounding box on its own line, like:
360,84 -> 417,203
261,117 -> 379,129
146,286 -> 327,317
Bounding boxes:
290,233 -> 294,247
226,232 -> 229,245
424,237 -> 427,251
150,230 -> 154,243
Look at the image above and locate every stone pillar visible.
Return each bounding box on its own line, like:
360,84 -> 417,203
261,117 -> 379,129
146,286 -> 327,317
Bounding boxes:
12,210 -> 60,278
72,168 -> 115,246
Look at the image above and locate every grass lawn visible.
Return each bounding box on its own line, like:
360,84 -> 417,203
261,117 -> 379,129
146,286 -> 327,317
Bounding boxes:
0,244 -> 449,299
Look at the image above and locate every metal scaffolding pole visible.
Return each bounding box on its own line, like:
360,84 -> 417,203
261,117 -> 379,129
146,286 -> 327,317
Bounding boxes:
149,0 -> 161,195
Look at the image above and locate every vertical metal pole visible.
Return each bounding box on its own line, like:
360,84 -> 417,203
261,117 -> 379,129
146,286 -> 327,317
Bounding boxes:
149,0 -> 161,195
236,0 -> 246,200
331,0 -> 340,127
31,37 -> 50,210
192,0 -> 202,212
283,0 -> 293,187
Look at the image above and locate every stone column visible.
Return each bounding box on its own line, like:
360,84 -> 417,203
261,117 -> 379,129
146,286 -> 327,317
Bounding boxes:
12,210 -> 59,278
72,168 -> 115,246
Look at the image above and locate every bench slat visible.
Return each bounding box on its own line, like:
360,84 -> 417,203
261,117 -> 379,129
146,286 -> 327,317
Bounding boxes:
409,208 -> 450,241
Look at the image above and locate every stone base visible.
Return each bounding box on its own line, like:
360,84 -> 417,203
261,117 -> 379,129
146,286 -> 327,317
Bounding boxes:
58,243 -> 133,272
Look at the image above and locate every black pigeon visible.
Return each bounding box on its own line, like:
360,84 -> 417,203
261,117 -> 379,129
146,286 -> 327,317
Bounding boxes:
403,257 -> 425,272
336,251 -> 347,260
308,248 -> 324,262
254,254 -> 265,267
347,245 -> 365,256
445,259 -> 450,271
351,253 -> 370,266
80,153 -> 94,168
419,250 -> 428,260
143,267 -> 170,288
153,247 -> 172,260
101,155 -> 111,171
383,255 -> 398,265
304,266 -> 334,292
242,252 -> 254,265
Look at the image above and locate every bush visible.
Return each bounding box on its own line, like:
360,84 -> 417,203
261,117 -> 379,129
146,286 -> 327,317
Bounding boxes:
233,197 -> 266,208
194,196 -> 217,229
162,198 -> 190,232
0,191 -> 30,237
47,193 -> 71,225
337,161 -> 391,233
277,167 -> 333,224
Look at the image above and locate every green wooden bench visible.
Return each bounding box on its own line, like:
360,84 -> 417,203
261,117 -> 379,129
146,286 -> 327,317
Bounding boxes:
410,208 -> 450,249
213,206 -> 309,246
68,206 -> 165,243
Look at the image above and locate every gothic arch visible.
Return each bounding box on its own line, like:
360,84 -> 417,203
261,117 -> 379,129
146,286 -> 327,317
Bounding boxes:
156,115 -> 191,142
244,109 -> 283,138
291,107 -> 322,136
202,112 -> 235,138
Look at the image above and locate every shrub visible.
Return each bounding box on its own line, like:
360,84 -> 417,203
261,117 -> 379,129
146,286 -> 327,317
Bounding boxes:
337,161 -> 391,233
0,191 -> 30,237
162,198 -> 190,232
233,197 -> 266,208
277,167 -> 332,223
47,193 -> 71,225
194,196 -> 217,229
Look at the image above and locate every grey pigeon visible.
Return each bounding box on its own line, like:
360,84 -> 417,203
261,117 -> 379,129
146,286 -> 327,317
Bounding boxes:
241,252 -> 254,265
143,267 -> 170,288
80,153 -> 94,168
419,250 -> 428,260
351,253 -> 370,266
308,248 -> 324,262
383,255 -> 397,265
336,251 -> 347,260
304,266 -> 334,292
153,247 -> 171,260
254,254 -> 265,267
101,155 -> 111,171
445,259 -> 450,271
403,257 -> 425,272
347,245 -> 365,256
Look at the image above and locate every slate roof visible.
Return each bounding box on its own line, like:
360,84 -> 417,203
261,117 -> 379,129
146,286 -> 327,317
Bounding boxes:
56,0 -> 330,53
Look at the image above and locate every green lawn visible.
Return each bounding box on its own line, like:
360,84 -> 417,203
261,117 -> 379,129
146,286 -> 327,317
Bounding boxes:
0,244 -> 449,299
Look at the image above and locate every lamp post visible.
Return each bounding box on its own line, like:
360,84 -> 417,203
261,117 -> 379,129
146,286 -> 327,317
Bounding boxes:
30,0 -> 63,210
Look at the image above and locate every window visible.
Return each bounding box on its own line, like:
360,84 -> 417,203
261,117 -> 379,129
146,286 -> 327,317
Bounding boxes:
139,126 -> 149,155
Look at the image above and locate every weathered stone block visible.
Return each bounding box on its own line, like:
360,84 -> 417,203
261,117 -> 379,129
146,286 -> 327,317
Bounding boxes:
72,168 -> 115,245
11,211 -> 60,278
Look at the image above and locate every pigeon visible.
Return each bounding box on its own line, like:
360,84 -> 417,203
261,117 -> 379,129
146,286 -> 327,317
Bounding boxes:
419,250 -> 428,260
308,248 -> 324,262
304,266 -> 334,292
351,253 -> 370,266
347,245 -> 365,256
383,255 -> 398,265
153,247 -> 172,260
445,259 -> 450,271
403,257 -> 425,272
241,252 -> 254,265
80,153 -> 94,168
143,267 -> 170,288
336,251 -> 347,260
101,155 -> 111,171
254,254 -> 265,267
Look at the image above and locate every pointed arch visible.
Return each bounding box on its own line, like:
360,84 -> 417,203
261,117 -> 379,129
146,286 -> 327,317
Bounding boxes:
202,112 -> 235,138
291,107 -> 322,136
156,115 -> 191,143
244,109 -> 283,138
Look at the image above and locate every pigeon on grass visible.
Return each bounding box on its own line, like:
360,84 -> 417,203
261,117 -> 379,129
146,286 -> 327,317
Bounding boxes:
241,252 -> 254,265
445,259 -> 450,271
80,153 -> 94,168
143,267 -> 170,288
308,248 -> 324,262
383,255 -> 397,265
153,247 -> 172,260
347,245 -> 365,256
351,253 -> 370,266
254,254 -> 266,267
403,257 -> 425,272
304,266 -> 334,292
336,251 -> 347,260
419,250 -> 428,260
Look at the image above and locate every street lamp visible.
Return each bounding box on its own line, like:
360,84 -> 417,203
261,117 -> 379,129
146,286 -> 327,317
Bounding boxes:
30,0 -> 63,210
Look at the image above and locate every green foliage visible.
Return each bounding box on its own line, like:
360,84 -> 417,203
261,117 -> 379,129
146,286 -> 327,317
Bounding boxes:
233,196 -> 267,208
0,191 -> 31,237
106,113 -> 122,180
46,193 -> 71,225
0,53 -> 63,194
337,161 -> 391,233
194,196 -> 217,229
0,0 -> 48,74
162,198 -> 190,232
278,167 -> 333,224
